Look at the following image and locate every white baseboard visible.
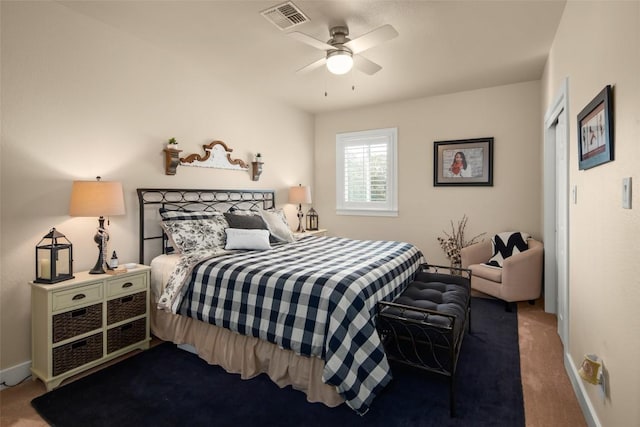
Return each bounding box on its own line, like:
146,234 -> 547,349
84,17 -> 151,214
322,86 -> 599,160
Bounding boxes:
0,360 -> 32,390
565,352 -> 602,427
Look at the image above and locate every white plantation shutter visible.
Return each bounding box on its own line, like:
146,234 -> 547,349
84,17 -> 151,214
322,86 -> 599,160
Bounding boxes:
336,128 -> 398,216
343,142 -> 387,202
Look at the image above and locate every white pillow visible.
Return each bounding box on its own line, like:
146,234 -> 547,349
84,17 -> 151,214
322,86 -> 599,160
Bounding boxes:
224,228 -> 272,250
259,209 -> 295,243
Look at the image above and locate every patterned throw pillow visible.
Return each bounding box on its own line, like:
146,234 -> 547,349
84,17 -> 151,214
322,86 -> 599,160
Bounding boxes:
159,210 -> 229,253
485,232 -> 530,268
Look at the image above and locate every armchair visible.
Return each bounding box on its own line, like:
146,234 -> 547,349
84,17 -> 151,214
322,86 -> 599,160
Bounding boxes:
461,237 -> 543,310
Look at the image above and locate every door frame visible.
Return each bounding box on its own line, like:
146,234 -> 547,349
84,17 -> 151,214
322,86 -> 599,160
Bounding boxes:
543,77 -> 569,344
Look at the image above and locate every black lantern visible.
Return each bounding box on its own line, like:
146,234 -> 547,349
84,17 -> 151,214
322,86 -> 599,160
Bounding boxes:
306,207 -> 319,231
35,228 -> 74,284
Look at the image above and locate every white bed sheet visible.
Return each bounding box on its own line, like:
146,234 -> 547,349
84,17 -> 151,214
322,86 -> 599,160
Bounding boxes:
150,254 -> 181,300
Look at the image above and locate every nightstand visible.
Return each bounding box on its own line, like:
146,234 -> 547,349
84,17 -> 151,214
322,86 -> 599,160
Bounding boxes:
30,265 -> 151,390
294,229 -> 328,239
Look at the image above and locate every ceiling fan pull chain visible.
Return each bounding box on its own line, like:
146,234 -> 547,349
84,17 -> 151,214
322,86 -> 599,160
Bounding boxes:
351,69 -> 356,92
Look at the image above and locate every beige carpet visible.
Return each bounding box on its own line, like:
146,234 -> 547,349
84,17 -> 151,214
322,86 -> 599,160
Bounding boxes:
1,299 -> 586,426
517,299 -> 586,427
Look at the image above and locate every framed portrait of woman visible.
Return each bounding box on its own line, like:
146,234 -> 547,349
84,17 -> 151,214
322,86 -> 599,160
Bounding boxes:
433,137 -> 493,186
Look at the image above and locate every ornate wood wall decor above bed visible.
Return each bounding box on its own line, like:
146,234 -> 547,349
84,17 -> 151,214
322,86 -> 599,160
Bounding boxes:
162,141 -> 249,175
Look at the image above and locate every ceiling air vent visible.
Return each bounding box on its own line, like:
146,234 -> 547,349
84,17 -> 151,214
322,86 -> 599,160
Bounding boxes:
261,2 -> 309,30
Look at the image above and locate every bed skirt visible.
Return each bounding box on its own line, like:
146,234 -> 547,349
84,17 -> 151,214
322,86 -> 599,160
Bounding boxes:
150,304 -> 344,408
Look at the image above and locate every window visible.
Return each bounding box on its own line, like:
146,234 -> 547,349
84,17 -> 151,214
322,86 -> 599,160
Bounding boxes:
336,127 -> 398,216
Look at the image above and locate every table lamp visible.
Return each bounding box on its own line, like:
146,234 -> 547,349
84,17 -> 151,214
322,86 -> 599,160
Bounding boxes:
69,176 -> 125,274
288,184 -> 311,233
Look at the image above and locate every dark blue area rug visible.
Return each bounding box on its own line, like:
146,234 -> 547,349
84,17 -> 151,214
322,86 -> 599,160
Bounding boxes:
32,297 -> 523,427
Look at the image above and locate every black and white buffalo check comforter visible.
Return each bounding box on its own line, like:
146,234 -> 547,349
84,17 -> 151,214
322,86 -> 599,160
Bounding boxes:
158,236 -> 425,414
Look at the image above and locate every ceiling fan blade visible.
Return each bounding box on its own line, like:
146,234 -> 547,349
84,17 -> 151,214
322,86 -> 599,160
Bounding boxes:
289,31 -> 334,51
296,57 -> 327,74
344,24 -> 398,54
353,55 -> 382,75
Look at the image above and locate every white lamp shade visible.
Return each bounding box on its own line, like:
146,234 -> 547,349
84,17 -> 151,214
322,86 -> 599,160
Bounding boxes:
69,180 -> 125,217
289,185 -> 312,204
326,51 -> 353,75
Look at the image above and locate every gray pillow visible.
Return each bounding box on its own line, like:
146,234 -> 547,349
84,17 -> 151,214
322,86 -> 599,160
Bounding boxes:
223,212 -> 268,230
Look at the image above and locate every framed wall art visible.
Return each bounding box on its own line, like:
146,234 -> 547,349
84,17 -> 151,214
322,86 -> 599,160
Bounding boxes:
577,85 -> 613,170
434,137 -> 493,186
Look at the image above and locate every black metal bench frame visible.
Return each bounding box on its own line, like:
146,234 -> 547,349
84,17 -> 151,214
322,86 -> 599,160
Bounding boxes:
376,264 -> 472,416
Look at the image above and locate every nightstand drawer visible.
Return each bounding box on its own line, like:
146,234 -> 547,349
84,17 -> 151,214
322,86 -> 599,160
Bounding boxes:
52,303 -> 102,343
107,318 -> 146,354
52,333 -> 103,377
107,291 -> 146,325
106,274 -> 146,298
52,283 -> 103,312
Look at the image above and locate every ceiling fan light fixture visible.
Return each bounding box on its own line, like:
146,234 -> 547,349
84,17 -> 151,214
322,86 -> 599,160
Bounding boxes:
326,50 -> 353,75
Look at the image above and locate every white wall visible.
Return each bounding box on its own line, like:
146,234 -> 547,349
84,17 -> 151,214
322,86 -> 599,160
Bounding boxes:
0,1 -> 313,370
314,81 -> 543,265
542,2 -> 640,426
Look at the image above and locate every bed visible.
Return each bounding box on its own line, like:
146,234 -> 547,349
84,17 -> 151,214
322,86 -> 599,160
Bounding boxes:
137,188 -> 425,415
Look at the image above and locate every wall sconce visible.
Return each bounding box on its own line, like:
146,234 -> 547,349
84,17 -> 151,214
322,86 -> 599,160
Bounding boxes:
164,147 -> 183,175
35,228 -> 74,284
251,153 -> 264,181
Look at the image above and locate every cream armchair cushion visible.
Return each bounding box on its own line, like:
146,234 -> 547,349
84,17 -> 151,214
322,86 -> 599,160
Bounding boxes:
461,237 -> 543,304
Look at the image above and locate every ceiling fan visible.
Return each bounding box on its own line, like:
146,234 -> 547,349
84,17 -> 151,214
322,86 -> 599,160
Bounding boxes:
289,24 -> 398,75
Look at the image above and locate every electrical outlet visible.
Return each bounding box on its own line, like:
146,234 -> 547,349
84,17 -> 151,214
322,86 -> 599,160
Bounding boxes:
622,177 -> 632,209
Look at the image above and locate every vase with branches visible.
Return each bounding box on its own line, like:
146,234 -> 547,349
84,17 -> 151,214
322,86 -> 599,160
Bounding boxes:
437,215 -> 485,272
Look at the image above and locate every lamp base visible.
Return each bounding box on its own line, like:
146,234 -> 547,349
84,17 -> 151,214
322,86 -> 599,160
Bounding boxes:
89,217 -> 108,274
296,204 -> 305,233
89,261 -> 105,275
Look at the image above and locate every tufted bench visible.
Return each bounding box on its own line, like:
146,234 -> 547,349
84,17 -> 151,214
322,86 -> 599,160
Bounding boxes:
376,264 -> 471,416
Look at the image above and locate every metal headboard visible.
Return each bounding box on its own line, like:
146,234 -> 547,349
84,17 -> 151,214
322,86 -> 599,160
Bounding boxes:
137,188 -> 276,264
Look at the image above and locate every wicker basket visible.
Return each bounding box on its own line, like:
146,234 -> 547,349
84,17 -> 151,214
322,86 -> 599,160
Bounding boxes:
52,333 -> 103,376
107,291 -> 146,325
107,318 -> 146,354
52,303 -> 102,343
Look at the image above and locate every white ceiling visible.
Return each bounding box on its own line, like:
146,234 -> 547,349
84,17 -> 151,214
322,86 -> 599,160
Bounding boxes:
59,0 -> 566,114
